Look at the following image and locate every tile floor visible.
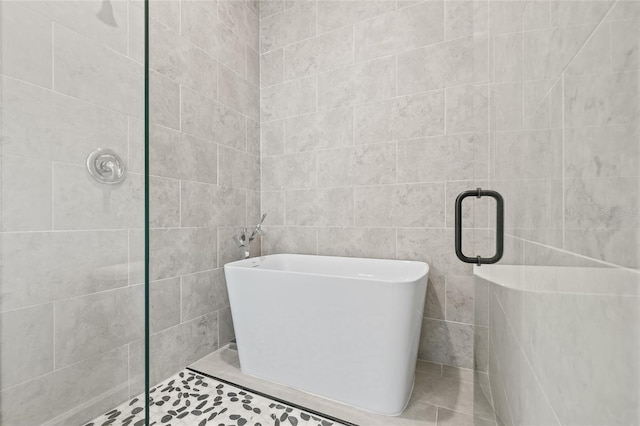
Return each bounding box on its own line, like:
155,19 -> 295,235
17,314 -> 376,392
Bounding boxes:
189,345 -> 497,426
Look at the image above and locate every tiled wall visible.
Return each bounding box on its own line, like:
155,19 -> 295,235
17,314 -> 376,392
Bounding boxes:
0,0 -> 259,424
0,1 -> 145,424
258,0 -> 491,371
486,0 -> 640,270
142,0 -> 260,398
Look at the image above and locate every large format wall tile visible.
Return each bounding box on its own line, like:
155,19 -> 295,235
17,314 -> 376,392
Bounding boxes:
149,228 -> 217,280
285,27 -> 354,80
317,143 -> 396,187
261,76 -> 316,121
397,37 -> 474,95
181,182 -> 247,228
1,76 -> 128,165
354,183 -> 445,227
317,0 -> 396,33
55,286 -> 144,368
181,270 -> 230,321
355,90 -> 445,144
317,227 -> 396,259
0,304 -> 54,390
354,2 -> 444,62
260,1 -> 317,53
284,107 -> 353,153
286,188 -> 354,226
1,231 -> 129,312
54,25 -> 143,116
1,2 -> 52,88
317,57 -> 396,110
262,152 -> 317,190
0,347 -> 129,426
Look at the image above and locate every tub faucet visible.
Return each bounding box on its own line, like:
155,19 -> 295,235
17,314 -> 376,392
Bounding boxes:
233,213 -> 267,259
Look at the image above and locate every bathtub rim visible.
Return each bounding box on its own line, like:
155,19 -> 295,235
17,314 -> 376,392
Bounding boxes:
224,253 -> 429,284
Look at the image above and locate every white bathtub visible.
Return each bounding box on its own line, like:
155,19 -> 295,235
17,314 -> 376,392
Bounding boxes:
224,254 -> 429,415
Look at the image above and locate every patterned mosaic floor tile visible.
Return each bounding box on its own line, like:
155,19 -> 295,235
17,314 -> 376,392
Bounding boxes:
85,369 -> 350,426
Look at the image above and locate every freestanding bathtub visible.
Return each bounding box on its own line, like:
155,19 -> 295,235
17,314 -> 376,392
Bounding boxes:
224,254 -> 429,415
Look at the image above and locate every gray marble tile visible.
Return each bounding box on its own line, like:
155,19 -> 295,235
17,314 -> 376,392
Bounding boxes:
261,226 -> 318,255
565,24 -> 611,77
260,0 -> 317,53
397,228 -> 474,276
488,1 -> 526,35
425,275 -> 446,320
398,133 -> 475,183
355,183 -> 445,227
54,286 -> 143,368
493,32 -> 522,83
285,107 -> 353,153
262,152 -> 317,190
549,0 -> 612,27
285,27 -> 353,80
564,228 -> 639,268
419,318 -> 475,367
147,125 -> 218,183
317,0 -> 396,33
52,163 -> 144,230
261,120 -> 285,156
54,24 -> 143,116
0,346 -> 129,426
260,0 -> 284,18
149,277 -> 181,334
181,86 -> 246,151
149,228 -> 217,280
219,0 -> 259,51
436,408 -> 496,426
149,176 -> 180,228
355,90 -> 445,144
317,143 -> 396,187
149,71 -> 180,129
490,83 -> 523,132
181,181 -> 246,228
218,63 -> 259,120
261,48 -> 284,87
181,269 -> 229,321
219,306 -> 236,346
261,76 -> 316,121
1,155 -> 52,232
446,84 -> 489,134
218,147 -> 260,190
354,2 -> 444,62
286,188 -> 354,226
181,0 -> 245,74
247,118 -> 260,157
22,0 -> 129,54
611,19 -> 640,71
564,72 -> 639,128
523,78 -> 562,130
446,1 -> 474,40
247,46 -> 260,86
493,129 -> 563,180
130,313 -> 219,394
524,25 -> 594,81
317,57 -> 396,110
1,230 -> 128,312
0,304 -> 54,390
317,227 -> 396,259
1,76 -> 128,166
1,2 -> 52,88
564,125 -> 639,178
397,37 -> 474,95
261,191 -> 285,225
445,275 -> 475,324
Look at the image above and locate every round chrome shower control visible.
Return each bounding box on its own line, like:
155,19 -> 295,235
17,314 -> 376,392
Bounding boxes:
86,148 -> 127,184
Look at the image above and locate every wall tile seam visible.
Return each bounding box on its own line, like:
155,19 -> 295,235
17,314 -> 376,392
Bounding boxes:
151,19 -> 248,78
181,303 -> 232,325
218,60 -> 261,91
1,74 -> 146,122
266,180 -> 482,190
0,343 -> 133,394
423,317 -> 488,330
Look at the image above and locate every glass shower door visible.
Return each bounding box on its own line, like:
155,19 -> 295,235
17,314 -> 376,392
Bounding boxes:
0,0 -> 147,424
474,1 -> 640,424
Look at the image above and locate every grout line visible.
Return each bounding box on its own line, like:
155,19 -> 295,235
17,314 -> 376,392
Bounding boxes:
51,22 -> 55,90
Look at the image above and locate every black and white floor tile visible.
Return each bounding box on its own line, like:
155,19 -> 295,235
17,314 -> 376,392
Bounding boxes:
85,369 -> 351,426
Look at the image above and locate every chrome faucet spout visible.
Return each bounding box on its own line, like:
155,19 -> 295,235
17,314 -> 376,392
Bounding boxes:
232,214 -> 268,259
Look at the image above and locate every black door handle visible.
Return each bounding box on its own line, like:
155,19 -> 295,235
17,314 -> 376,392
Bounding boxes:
455,188 -> 504,265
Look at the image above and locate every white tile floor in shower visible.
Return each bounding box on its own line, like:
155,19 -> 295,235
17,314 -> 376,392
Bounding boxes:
189,345 -> 497,426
